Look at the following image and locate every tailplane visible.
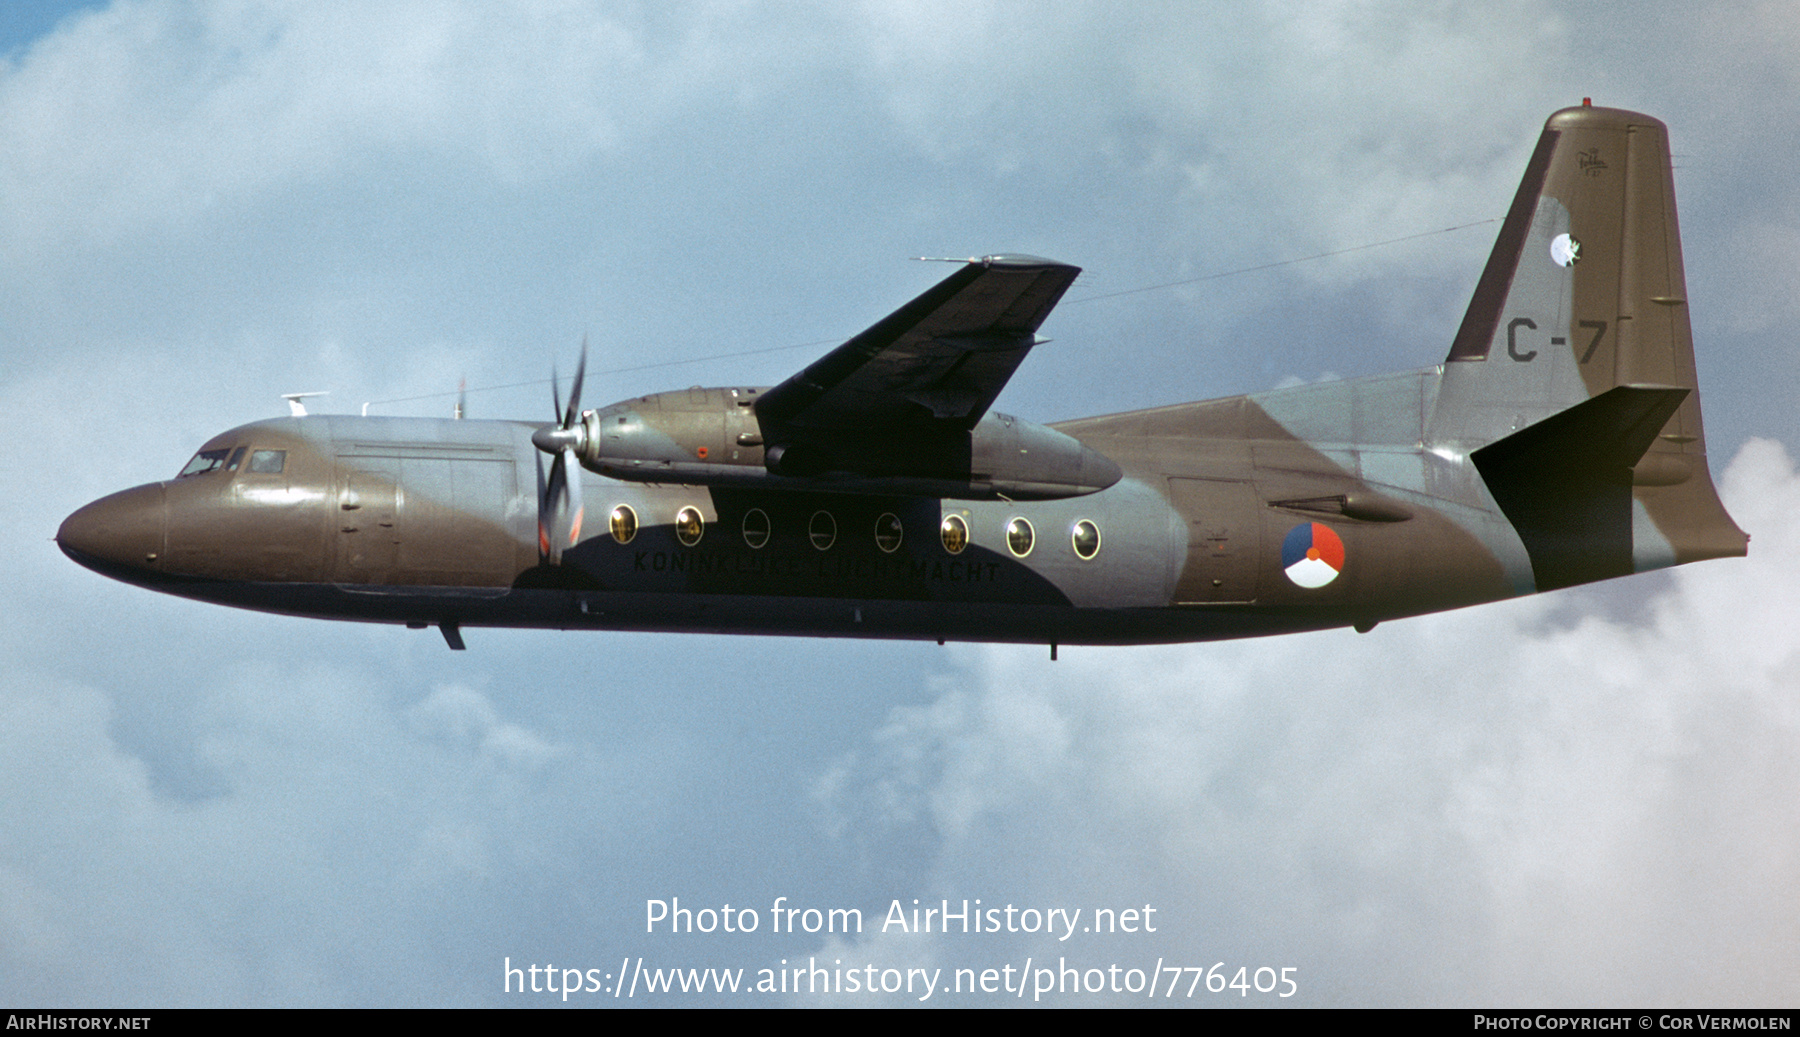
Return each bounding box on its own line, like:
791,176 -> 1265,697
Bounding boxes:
1428,104 -> 1746,586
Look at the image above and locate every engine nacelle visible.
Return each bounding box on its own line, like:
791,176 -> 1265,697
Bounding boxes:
581,387 -> 1120,500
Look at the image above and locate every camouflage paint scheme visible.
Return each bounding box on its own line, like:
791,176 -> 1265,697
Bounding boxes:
59,106 -> 1746,650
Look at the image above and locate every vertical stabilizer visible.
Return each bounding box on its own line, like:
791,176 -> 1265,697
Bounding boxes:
1430,105 -> 1745,585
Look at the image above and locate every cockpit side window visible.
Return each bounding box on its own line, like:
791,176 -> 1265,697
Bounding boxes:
178,448 -> 233,477
248,450 -> 287,474
227,446 -> 247,471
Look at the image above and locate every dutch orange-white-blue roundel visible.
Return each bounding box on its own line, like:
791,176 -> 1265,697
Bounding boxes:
1281,522 -> 1344,589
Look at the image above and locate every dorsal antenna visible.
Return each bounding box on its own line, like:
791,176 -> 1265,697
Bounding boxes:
281,392 -> 329,417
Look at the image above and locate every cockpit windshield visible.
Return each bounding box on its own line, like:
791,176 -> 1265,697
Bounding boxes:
177,447 -> 238,477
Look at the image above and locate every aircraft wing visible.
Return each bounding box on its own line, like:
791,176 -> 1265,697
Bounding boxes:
753,255 -> 1081,440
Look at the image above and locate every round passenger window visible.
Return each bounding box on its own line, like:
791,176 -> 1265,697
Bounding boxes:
874,512 -> 903,553
609,504 -> 638,545
1071,519 -> 1100,560
675,506 -> 704,547
809,510 -> 837,551
940,514 -> 969,555
741,508 -> 771,549
1006,517 -> 1035,557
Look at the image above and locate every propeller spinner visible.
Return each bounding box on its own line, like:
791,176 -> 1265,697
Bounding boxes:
532,340 -> 589,564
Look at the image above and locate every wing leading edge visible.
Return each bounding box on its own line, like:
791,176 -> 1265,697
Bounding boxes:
754,254 -> 1081,441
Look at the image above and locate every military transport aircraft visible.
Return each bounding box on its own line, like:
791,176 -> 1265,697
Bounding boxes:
59,105 -> 1746,653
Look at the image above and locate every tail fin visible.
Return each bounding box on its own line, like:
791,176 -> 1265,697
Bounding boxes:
1430,104 -> 1746,584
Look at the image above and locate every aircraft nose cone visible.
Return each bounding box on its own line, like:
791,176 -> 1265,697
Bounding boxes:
58,483 -> 167,579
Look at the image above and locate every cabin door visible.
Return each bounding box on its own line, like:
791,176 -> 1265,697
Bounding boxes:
1166,478 -> 1262,604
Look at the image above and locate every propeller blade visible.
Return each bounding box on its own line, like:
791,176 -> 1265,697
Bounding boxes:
563,446 -> 584,548
563,337 -> 587,430
535,451 -> 554,563
534,339 -> 592,565
541,450 -> 571,564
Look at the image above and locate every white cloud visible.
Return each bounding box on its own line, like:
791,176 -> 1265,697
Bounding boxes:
815,441 -> 1800,1005
0,658 -> 615,1004
0,2 -> 652,256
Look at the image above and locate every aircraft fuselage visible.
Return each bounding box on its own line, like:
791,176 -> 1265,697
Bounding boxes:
59,106 -> 1749,650
55,371 -> 1537,648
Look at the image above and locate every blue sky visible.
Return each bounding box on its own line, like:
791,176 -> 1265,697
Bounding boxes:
0,2 -> 101,57
4,1 -> 1798,1007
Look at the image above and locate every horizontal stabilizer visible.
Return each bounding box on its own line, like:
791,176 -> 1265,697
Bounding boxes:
1472,385 -> 1687,591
